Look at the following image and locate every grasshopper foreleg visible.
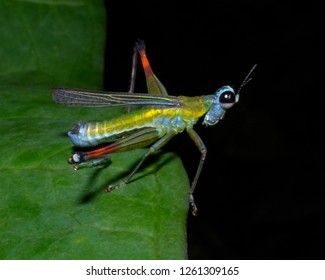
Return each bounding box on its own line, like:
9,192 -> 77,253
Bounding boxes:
187,128 -> 207,216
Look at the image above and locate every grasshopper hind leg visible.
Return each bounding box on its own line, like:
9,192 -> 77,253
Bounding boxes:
68,150 -> 110,170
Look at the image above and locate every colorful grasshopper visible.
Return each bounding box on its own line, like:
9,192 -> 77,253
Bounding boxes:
52,40 -> 256,215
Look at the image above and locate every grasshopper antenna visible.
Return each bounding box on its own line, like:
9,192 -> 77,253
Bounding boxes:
237,64 -> 257,95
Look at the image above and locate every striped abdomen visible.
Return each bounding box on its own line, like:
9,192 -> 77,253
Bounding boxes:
68,99 -> 206,147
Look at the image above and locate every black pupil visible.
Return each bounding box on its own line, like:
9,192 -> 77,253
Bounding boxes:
220,91 -> 235,103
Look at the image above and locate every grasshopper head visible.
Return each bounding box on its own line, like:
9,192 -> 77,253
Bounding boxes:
203,85 -> 238,126
202,64 -> 257,126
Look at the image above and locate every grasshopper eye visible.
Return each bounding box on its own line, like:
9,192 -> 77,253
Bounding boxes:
219,91 -> 236,104
219,89 -> 237,109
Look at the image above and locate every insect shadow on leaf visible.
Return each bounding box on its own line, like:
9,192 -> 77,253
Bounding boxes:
77,150 -> 176,205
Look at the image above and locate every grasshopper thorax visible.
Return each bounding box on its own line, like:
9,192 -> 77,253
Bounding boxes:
202,85 -> 239,126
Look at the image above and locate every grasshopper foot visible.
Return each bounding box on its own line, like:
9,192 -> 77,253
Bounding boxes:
189,194 -> 198,216
105,181 -> 126,192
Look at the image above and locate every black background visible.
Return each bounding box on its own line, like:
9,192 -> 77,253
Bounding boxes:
104,1 -> 324,259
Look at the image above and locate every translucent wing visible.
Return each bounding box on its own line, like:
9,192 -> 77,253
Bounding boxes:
52,88 -> 182,108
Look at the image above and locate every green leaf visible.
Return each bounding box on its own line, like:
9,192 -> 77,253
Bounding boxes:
0,1 -> 189,259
